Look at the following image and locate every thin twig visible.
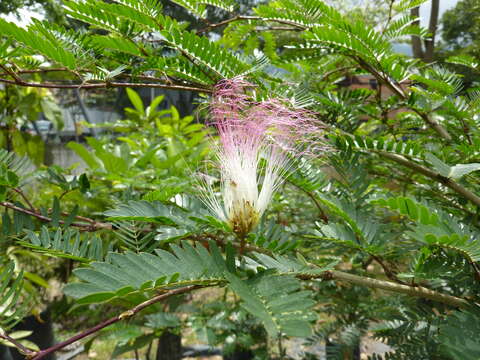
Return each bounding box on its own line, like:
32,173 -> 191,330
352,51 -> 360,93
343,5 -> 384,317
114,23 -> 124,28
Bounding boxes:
0,332 -> 34,356
0,78 -> 212,93
287,180 -> 329,223
58,211 -> 96,224
470,261 -> 480,283
191,234 -> 471,308
354,56 -> 452,141
303,270 -> 470,308
11,188 -> 35,211
382,0 -> 396,33
196,15 -> 306,34
29,285 -> 203,360
0,64 -> 24,84
197,15 -> 260,34
378,151 -> 480,207
0,68 -> 200,88
0,201 -> 112,231
0,67 -> 70,75
58,189 -> 75,201
370,254 -> 410,286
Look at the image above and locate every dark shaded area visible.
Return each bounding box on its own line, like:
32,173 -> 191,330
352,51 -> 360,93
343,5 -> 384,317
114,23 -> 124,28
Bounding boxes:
0,344 -> 14,360
156,331 -> 182,360
224,348 -> 255,360
10,310 -> 56,360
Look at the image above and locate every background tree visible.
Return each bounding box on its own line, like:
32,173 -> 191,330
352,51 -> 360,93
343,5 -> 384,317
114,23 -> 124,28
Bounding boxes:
440,0 -> 480,58
411,0 -> 440,62
0,0 -> 66,25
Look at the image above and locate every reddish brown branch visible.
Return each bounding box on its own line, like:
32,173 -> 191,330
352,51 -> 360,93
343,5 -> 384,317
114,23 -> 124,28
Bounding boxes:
0,64 -> 24,84
59,211 -> 96,224
0,332 -> 34,357
370,254 -> 410,286
29,285 -> 203,360
197,15 -> 261,34
0,69 -> 163,82
3,67 -> 70,75
287,180 -> 329,223
0,201 -> 112,231
353,56 -> 452,141
0,78 -> 212,93
11,188 -> 35,211
196,15 -> 306,34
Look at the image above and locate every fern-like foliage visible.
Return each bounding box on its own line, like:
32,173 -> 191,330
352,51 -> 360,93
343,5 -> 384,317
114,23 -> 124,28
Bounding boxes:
0,0 -> 251,86
63,241 -> 229,304
163,29 -> 248,79
372,196 -> 480,264
0,149 -> 33,176
370,197 -> 439,226
314,194 -> 379,246
169,0 -> 236,18
0,262 -> 29,330
226,273 -> 317,338
0,18 -> 93,69
246,221 -> 300,253
246,252 -> 338,275
255,0 -> 343,27
65,0 -> 155,34
334,134 -> 423,158
438,308 -> 480,360
288,159 -> 328,193
150,56 -> 215,86
307,22 -> 391,64
104,200 -> 184,224
413,66 -> 464,96
19,227 -> 109,262
383,14 -> 429,41
112,221 -> 158,253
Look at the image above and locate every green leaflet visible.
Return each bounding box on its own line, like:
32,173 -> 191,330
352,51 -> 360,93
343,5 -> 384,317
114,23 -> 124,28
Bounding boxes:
151,57 -> 215,86
67,142 -> 102,170
246,252 -> 338,275
226,273 -> 316,338
0,19 -> 77,69
0,262 -> 29,330
20,227 -> 107,263
371,196 -> 439,226
334,134 -> 423,158
426,153 -> 480,179
104,200 -> 184,224
446,54 -> 479,69
372,196 -> 480,263
63,242 -> 227,304
439,309 -> 480,360
169,0 -> 236,18
162,29 -> 248,79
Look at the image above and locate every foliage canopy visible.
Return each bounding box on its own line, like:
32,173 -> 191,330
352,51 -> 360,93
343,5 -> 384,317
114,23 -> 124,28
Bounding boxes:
0,0 -> 479,359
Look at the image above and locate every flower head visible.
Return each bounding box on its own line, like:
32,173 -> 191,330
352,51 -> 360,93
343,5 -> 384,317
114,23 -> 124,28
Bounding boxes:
200,77 -> 322,236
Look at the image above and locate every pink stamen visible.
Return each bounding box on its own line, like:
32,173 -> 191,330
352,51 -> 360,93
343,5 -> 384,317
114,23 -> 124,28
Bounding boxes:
200,76 -> 326,235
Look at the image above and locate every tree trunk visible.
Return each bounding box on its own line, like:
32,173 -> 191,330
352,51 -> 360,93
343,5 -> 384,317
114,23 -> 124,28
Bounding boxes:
410,6 -> 424,59
424,0 -> 440,62
155,330 -> 182,360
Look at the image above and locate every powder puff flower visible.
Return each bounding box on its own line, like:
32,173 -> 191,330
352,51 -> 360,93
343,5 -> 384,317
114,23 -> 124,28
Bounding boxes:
200,77 -> 322,237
